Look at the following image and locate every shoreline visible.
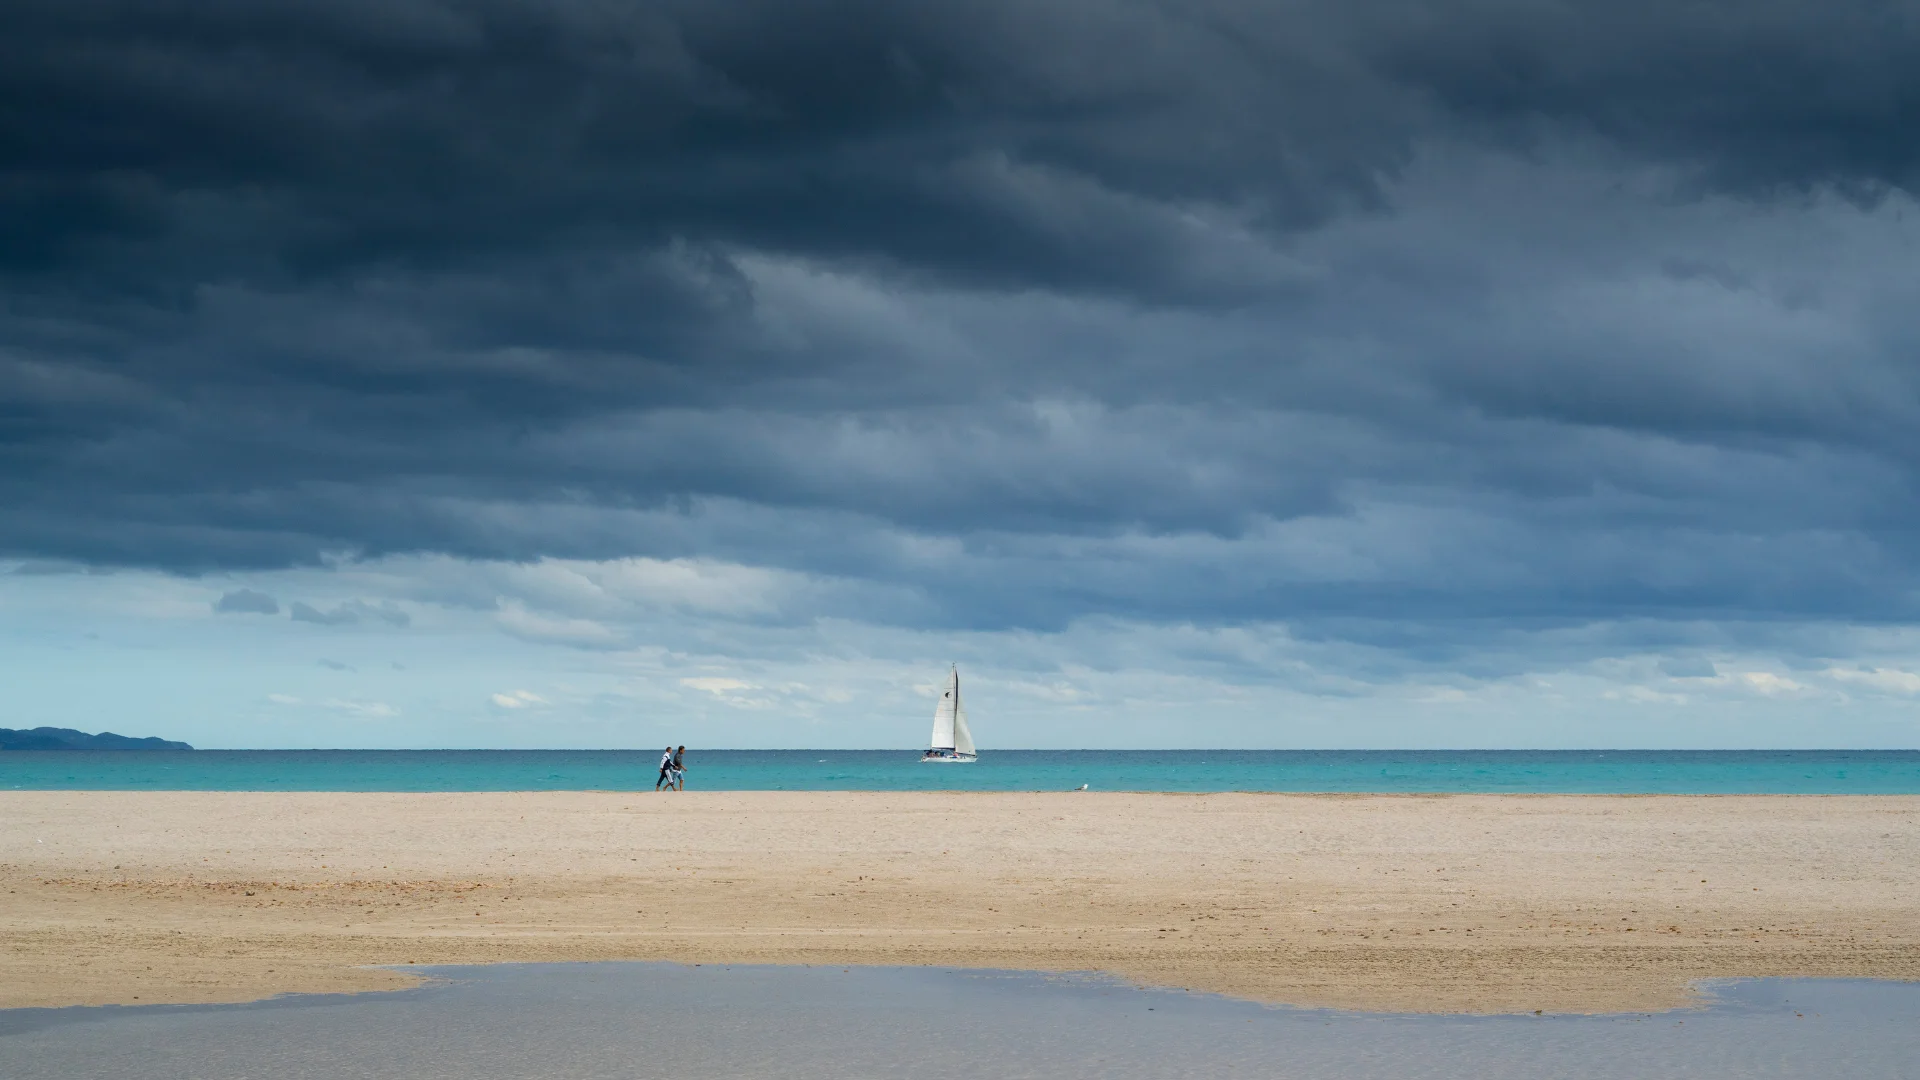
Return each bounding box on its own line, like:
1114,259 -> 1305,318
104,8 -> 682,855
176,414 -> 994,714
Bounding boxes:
4,790 -> 1917,1014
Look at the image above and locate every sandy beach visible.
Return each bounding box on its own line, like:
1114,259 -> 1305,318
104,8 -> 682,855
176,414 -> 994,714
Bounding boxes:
3,791 -> 1916,1014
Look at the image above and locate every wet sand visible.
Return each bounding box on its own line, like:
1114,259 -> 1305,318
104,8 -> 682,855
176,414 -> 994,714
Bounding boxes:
2,791 -> 1916,1013
11,967 -> 1920,1080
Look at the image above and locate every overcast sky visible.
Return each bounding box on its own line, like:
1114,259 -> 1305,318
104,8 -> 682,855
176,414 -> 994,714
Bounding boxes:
5,0 -> 1920,748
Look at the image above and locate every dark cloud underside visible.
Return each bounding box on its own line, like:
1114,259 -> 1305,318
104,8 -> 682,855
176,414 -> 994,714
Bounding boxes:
3,0 -> 1919,640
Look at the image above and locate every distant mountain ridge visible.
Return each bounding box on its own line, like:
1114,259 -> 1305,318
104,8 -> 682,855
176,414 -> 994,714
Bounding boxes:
0,727 -> 192,751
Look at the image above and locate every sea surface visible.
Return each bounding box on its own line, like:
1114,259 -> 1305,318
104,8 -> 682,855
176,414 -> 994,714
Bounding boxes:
3,748 -> 1919,792
4,964 -> 1914,1079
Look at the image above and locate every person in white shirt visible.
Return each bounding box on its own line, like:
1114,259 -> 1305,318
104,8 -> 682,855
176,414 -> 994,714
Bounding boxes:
655,746 -> 675,791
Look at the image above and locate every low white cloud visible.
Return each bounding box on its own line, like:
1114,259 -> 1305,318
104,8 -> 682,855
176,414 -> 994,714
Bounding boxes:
1601,685 -> 1688,705
495,601 -> 620,647
1825,667 -> 1920,695
320,698 -> 399,718
490,689 -> 546,709
29,549 -> 1920,747
1001,678 -> 1091,704
566,557 -> 795,617
681,677 -> 753,694
1738,671 -> 1809,697
679,675 -> 778,709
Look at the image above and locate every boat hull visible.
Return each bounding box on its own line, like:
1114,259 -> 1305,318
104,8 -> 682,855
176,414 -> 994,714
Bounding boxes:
921,752 -> 977,763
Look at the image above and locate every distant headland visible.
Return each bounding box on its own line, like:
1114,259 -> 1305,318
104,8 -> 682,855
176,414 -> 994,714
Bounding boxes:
0,727 -> 192,751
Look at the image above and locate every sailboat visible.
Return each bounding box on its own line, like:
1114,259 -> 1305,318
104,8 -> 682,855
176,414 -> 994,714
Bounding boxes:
922,665 -> 977,762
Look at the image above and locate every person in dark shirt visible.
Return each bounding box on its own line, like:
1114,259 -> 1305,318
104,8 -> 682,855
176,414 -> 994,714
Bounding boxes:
671,745 -> 687,791
655,746 -> 675,791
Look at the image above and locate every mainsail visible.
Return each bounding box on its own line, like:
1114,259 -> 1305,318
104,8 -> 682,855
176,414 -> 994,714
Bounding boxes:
952,675 -> 976,757
927,665 -> 977,759
929,666 -> 958,751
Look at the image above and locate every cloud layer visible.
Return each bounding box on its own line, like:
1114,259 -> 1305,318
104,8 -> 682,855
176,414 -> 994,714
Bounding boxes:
6,0 -> 1920,734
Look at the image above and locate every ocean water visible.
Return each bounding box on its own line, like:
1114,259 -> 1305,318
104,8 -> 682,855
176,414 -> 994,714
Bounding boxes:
3,748 -> 1919,792
4,964 -> 1915,1079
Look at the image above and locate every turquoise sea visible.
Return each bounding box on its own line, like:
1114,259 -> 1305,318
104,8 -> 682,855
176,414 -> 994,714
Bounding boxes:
3,748 -> 1918,792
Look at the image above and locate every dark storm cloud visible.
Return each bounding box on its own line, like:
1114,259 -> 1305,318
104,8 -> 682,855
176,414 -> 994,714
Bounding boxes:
289,601 -> 358,626
1367,0 -> 1920,198
8,0 -> 1914,289
290,598 -> 411,626
214,588 -> 280,614
4,0 -> 1920,645
1660,657 -> 1719,679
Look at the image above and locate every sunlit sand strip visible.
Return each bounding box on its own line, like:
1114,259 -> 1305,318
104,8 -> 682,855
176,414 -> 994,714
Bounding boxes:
4,790 -> 1917,1013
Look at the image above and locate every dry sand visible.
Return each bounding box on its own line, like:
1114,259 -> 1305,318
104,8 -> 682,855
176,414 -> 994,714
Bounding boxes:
3,791 -> 1916,1014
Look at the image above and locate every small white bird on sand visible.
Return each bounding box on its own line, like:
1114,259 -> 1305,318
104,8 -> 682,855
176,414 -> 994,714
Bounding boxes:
1075,784 -> 1088,791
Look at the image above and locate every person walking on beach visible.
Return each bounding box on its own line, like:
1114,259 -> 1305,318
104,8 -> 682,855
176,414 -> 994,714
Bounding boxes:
671,745 -> 687,791
655,745 -> 675,791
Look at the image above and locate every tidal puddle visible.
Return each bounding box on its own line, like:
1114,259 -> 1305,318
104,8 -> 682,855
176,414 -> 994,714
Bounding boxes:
4,963 -> 1915,1078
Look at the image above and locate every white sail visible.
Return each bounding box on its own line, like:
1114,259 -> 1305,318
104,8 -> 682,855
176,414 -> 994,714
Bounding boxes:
929,666 -> 958,751
953,689 -> 976,757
